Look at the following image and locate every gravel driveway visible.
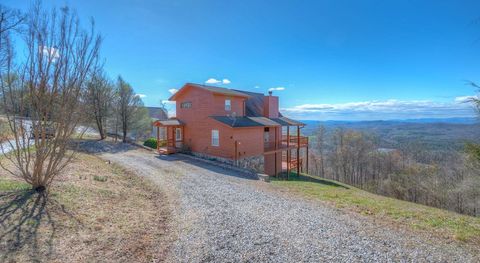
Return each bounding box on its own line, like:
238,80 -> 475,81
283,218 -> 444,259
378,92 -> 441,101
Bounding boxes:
83,141 -> 478,262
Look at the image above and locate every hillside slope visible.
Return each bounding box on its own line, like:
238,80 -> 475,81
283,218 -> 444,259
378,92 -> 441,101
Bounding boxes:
271,173 -> 480,246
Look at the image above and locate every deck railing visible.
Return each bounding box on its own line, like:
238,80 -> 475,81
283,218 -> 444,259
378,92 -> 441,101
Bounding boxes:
264,135 -> 309,152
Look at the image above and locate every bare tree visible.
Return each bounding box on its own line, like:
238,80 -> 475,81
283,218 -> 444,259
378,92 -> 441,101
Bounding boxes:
84,70 -> 114,140
115,76 -> 145,143
0,3 -> 101,191
315,125 -> 326,178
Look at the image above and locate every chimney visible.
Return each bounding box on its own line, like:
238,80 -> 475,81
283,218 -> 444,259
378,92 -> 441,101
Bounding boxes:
268,90 -> 273,96
263,93 -> 279,118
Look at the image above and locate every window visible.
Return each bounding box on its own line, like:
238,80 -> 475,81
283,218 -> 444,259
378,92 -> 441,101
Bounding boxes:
211,130 -> 219,146
180,101 -> 192,108
175,128 -> 182,141
264,127 -> 270,142
225,99 -> 231,111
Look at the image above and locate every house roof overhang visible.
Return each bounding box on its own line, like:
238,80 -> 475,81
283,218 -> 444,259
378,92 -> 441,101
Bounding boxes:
269,116 -> 305,126
169,83 -> 251,101
153,119 -> 184,127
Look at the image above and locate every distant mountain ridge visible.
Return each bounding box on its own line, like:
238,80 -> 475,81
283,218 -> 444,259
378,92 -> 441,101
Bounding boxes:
301,117 -> 478,125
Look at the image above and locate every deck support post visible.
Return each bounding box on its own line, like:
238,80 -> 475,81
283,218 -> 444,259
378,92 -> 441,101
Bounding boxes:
297,125 -> 300,177
274,126 -> 278,177
287,126 -> 290,180
172,127 -> 176,152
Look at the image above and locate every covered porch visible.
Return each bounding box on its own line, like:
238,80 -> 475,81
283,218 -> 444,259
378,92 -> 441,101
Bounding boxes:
152,119 -> 184,154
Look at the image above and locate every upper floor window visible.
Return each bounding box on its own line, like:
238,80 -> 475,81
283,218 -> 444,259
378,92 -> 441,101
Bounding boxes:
211,130 -> 219,146
180,101 -> 192,109
225,99 -> 231,111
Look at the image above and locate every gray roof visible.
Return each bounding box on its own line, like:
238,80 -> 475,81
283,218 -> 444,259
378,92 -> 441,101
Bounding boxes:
210,116 -> 303,128
248,117 -> 281,126
232,90 -> 265,117
210,116 -> 264,128
270,117 -> 305,126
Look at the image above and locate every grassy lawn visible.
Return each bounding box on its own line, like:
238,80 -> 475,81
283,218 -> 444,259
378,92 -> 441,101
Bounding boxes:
271,173 -> 480,246
0,153 -> 171,262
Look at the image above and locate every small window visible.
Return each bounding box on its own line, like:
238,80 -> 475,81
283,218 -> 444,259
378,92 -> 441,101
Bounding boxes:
211,130 -> 219,146
225,99 -> 231,111
180,101 -> 192,108
175,128 -> 182,141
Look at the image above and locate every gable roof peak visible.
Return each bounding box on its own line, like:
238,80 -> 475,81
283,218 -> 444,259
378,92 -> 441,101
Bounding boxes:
169,83 -> 250,100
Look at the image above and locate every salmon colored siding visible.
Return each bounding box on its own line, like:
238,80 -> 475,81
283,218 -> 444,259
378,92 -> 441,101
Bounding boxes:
173,85 -> 261,159
212,94 -> 246,116
233,127 -> 264,159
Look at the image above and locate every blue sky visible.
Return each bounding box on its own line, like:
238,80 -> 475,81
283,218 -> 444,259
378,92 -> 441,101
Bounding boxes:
4,0 -> 480,120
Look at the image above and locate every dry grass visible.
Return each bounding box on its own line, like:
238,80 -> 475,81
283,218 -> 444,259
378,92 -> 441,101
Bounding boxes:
272,173 -> 480,247
0,152 -> 171,262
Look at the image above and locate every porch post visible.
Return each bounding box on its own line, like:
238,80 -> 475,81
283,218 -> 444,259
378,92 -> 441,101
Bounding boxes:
297,125 -> 300,177
274,126 -> 277,177
156,125 -> 160,152
287,126 -> 290,180
172,127 -> 176,149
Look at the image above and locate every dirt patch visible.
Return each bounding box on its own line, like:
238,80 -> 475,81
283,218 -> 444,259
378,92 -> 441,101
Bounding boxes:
0,153 -> 172,262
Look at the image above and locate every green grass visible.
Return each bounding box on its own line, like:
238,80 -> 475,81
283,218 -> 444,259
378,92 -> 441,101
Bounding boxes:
271,173 -> 480,245
93,175 -> 108,182
0,178 -> 30,191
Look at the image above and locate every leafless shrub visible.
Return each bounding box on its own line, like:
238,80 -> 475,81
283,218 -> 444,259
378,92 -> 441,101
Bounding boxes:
0,3 -> 101,191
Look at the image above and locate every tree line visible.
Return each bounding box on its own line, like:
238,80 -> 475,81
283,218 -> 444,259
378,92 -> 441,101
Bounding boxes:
0,3 -> 150,191
308,123 -> 480,217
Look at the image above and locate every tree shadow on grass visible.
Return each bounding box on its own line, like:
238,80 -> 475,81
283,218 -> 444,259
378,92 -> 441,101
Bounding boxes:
276,173 -> 350,189
0,190 -> 78,262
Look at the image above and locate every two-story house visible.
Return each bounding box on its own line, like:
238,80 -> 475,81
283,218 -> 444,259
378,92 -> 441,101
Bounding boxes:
153,83 -> 308,177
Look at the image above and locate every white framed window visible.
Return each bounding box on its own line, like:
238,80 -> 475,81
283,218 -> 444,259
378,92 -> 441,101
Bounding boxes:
211,130 -> 219,146
175,128 -> 182,141
225,99 -> 231,111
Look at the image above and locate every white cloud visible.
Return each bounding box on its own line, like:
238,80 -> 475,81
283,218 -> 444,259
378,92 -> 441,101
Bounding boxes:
136,94 -> 147,98
205,78 -> 221,84
268,87 -> 285,91
168,88 -> 178,94
161,100 -> 176,105
281,98 -> 476,121
205,78 -> 231,85
40,46 -> 60,61
254,85 -> 260,89
454,95 -> 477,103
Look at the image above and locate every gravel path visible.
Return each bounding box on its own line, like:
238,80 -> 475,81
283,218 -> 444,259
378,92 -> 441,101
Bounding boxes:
83,141 -> 478,262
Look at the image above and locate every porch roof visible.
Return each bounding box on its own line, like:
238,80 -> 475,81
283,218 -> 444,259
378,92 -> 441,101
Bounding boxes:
269,117 -> 305,126
153,119 -> 184,126
248,117 -> 281,127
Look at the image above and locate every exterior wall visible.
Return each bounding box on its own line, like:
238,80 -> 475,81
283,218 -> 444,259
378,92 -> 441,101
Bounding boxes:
174,84 -> 260,160
233,127 -> 264,159
212,94 -> 246,116
263,95 -> 279,118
